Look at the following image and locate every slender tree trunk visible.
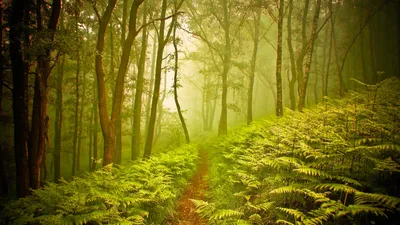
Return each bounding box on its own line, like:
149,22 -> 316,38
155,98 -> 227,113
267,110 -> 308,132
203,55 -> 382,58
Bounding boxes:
296,0 -> 310,111
330,2 -> 343,95
53,56 -> 64,182
0,2 -> 8,196
209,78 -> 219,131
154,66 -> 167,146
109,20 -> 122,166
313,45 -> 319,104
218,0 -> 231,136
88,101 -> 94,171
275,0 -> 284,117
132,0 -> 148,160
321,23 -> 328,97
298,0 -> 321,111
95,0 -> 117,166
145,33 -> 157,133
72,52 -> 80,177
95,0 -> 143,166
368,21 -> 377,83
92,87 -> 99,171
287,0 -> 297,110
359,3 -> 368,84
10,0 -> 30,197
77,70 -> 86,170
325,0 -> 335,98
144,0 -> 179,157
247,6 -> 261,124
29,0 -> 61,189
202,71 -> 208,131
173,15 -> 190,143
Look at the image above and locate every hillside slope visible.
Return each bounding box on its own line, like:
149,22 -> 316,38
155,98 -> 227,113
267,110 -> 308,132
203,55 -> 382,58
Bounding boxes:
194,77 -> 400,225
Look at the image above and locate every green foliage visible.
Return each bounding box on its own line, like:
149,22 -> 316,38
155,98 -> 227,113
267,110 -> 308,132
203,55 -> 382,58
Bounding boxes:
194,77 -> 400,224
1,144 -> 199,225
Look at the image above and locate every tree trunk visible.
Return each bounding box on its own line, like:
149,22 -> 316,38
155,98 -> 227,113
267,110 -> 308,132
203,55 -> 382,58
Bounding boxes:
72,52 -> 80,177
218,0 -> 231,136
287,0 -> 297,110
53,56 -> 64,182
209,78 -> 219,131
95,0 -> 143,166
154,65 -> 168,146
368,20 -> 377,83
145,33 -> 157,133
247,6 -> 261,124
296,0 -> 310,111
92,89 -> 99,171
109,20 -> 122,166
10,0 -> 30,197
77,70 -> 86,170
275,0 -> 284,117
88,101 -> 94,171
298,0 -> 321,111
313,45 -> 319,104
0,2 -> 9,196
202,71 -> 209,131
132,0 -> 148,160
95,0 -> 117,166
29,0 -> 61,189
173,15 -> 190,143
144,0 -> 179,157
321,23 -> 328,97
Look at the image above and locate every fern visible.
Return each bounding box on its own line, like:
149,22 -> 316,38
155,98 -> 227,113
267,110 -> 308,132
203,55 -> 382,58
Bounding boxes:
277,207 -> 306,220
2,144 -> 199,225
315,183 -> 358,194
293,167 -> 333,179
209,209 -> 244,220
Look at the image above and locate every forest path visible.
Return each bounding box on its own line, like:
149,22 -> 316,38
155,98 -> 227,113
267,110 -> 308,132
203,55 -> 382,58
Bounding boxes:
165,148 -> 209,225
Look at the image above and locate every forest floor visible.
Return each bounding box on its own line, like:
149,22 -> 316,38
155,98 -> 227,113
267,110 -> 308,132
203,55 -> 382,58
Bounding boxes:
165,149 -> 209,225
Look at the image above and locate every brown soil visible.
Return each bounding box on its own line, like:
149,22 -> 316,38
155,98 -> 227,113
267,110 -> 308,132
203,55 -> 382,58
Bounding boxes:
165,149 -> 209,225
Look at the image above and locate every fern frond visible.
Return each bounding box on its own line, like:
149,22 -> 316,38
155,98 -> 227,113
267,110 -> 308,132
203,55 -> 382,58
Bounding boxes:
277,207 -> 305,220
209,209 -> 244,220
276,219 -> 295,225
275,157 -> 304,168
293,168 -> 332,179
354,192 -> 400,208
315,183 -> 358,193
190,199 -> 216,218
332,176 -> 362,186
344,204 -> 387,217
269,186 -> 305,195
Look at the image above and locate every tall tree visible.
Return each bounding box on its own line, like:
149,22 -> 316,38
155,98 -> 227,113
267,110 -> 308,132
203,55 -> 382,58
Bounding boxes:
0,0 -> 9,196
298,0 -> 321,111
144,0 -> 183,157
29,0 -> 61,189
247,2 -> 261,124
132,0 -> 149,160
72,45 -> 80,177
145,32 -> 157,135
53,56 -> 65,182
286,0 -> 297,110
94,0 -> 144,166
10,0 -> 30,197
275,0 -> 284,116
217,0 -> 231,135
172,13 -> 190,143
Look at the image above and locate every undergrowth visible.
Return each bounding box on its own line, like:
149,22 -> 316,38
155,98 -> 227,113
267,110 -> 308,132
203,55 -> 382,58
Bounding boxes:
194,77 -> 400,225
0,144 -> 198,225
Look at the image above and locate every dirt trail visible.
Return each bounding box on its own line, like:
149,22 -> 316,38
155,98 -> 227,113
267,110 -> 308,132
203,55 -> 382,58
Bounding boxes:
165,149 -> 209,225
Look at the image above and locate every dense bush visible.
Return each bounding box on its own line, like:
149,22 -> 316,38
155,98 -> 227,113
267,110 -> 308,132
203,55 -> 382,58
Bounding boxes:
1,144 -> 198,225
195,77 -> 400,224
